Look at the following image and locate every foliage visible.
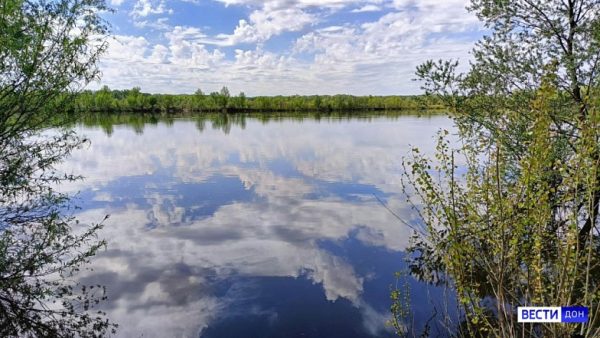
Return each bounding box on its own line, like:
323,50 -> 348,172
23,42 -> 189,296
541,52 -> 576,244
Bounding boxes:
72,86 -> 445,113
388,271 -> 414,337
403,0 -> 600,337
0,0 -> 115,336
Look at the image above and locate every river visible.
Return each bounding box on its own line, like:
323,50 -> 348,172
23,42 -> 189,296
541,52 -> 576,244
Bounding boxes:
60,112 -> 457,337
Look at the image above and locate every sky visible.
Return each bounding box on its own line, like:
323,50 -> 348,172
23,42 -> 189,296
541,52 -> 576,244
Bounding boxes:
95,0 -> 484,96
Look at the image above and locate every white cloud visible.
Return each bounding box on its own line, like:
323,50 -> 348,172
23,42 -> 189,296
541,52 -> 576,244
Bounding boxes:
94,0 -> 482,95
234,48 -> 287,69
209,3 -> 316,45
351,4 -> 381,12
105,35 -> 150,62
131,0 -> 172,18
213,0 -> 387,9
133,17 -> 170,30
148,44 -> 170,63
391,0 -> 476,32
99,29 -> 225,86
163,26 -> 225,68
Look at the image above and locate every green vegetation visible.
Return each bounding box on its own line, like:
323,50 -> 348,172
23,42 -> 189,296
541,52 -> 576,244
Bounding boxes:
73,86 -> 444,113
0,0 -> 115,336
399,0 -> 600,337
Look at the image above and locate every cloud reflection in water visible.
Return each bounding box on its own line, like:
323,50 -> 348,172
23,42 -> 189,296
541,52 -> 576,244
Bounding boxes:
62,114 -> 456,337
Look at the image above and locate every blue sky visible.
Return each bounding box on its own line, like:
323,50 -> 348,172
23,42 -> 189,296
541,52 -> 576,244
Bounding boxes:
96,0 -> 484,95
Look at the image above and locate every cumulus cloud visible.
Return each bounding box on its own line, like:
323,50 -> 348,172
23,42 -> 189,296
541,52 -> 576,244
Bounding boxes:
133,17 -> 170,30
214,0 -> 368,7
165,26 -> 225,68
205,3 -> 316,46
148,44 -> 170,63
94,0 -> 482,95
131,0 -> 172,18
351,4 -> 382,12
104,35 -> 150,62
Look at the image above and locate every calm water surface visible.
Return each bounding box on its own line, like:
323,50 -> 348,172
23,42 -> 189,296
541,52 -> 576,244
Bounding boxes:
61,113 -> 456,338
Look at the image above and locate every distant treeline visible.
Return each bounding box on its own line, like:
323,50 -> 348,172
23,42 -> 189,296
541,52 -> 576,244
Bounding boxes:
73,86 -> 445,113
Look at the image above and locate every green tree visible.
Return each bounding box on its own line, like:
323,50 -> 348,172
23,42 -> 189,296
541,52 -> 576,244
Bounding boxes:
219,86 -> 230,98
403,0 -> 600,336
193,88 -> 205,110
219,86 -> 230,108
238,91 -> 246,109
125,87 -> 142,110
94,85 -> 114,111
0,0 -> 115,336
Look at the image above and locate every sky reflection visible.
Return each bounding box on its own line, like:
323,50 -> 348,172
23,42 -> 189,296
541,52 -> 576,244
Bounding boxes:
61,114 -> 456,337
